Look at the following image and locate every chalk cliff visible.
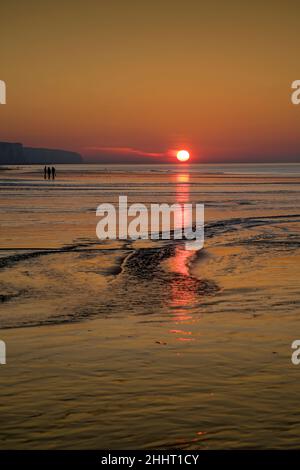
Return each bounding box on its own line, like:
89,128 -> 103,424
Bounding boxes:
0,142 -> 82,164
0,142 -> 25,164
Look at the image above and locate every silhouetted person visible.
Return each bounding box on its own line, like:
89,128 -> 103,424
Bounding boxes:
47,166 -> 51,180
44,166 -> 47,179
51,166 -> 56,180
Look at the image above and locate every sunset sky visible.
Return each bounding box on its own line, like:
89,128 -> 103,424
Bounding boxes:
1,0 -> 300,163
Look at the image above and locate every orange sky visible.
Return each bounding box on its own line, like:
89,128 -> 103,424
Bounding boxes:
0,0 -> 300,163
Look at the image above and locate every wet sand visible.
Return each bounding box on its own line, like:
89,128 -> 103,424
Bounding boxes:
0,164 -> 300,448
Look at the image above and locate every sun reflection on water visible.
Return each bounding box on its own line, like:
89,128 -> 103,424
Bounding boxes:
168,172 -> 198,340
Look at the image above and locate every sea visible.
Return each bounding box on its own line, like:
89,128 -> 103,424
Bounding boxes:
0,163 -> 299,449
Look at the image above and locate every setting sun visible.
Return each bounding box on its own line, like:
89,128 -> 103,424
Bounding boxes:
176,150 -> 190,162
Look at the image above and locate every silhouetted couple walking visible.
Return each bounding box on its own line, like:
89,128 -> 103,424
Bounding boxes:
44,166 -> 56,180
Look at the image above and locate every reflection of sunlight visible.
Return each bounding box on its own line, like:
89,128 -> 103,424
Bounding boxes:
174,173 -> 190,204
168,173 -> 197,336
171,246 -> 191,276
176,173 -> 189,184
169,250 -> 196,312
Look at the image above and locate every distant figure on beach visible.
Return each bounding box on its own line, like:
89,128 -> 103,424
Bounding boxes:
47,166 -> 51,180
51,166 -> 56,180
44,166 -> 47,179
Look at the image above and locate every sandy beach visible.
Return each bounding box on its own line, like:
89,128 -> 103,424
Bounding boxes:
0,163 -> 300,448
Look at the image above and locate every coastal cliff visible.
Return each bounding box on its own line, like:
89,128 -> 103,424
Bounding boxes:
0,142 -> 25,164
0,142 -> 82,165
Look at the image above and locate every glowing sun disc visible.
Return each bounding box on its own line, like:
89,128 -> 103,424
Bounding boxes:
177,150 -> 190,162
